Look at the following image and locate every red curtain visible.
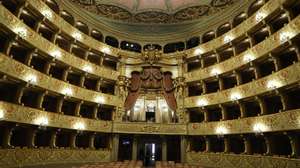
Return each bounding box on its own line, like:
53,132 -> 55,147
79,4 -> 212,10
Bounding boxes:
124,72 -> 141,111
162,73 -> 177,111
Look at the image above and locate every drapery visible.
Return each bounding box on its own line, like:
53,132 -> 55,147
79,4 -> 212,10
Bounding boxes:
124,72 -> 141,111
162,72 -> 177,111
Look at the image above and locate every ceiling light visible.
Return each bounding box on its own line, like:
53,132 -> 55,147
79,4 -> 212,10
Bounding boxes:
25,74 -> 37,84
243,53 -> 255,62
266,80 -> 281,89
62,88 -> 73,96
194,48 -> 204,55
230,92 -> 242,101
197,99 -> 208,107
42,9 -> 53,19
255,11 -> 267,22
95,96 -> 105,104
0,109 -> 4,119
101,47 -> 111,54
34,116 -> 49,126
73,122 -> 85,130
50,50 -> 62,59
14,27 -> 27,38
83,65 -> 93,73
210,68 -> 221,76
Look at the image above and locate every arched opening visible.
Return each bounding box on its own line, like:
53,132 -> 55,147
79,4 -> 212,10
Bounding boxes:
216,23 -> 231,37
105,36 -> 119,48
163,42 -> 185,53
75,21 -> 89,35
202,31 -> 215,43
186,37 -> 200,49
44,0 -> 60,14
61,10 -> 75,25
91,29 -> 103,42
232,12 -> 247,27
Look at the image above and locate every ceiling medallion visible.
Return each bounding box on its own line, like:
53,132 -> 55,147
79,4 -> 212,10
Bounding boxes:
68,0 -> 237,23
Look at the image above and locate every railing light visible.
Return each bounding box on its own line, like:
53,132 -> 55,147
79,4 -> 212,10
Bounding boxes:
230,92 -> 242,101
211,68 -> 221,76
73,122 -> 85,130
95,96 -> 105,104
243,54 -> 255,62
14,27 -> 27,38
194,48 -> 204,55
42,9 -> 53,19
197,99 -> 208,107
25,74 -> 37,84
83,65 -> 93,73
267,80 -> 281,89
255,11 -> 267,22
62,88 -> 73,96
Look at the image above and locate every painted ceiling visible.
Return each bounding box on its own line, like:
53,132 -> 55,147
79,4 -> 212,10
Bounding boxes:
69,0 -> 237,24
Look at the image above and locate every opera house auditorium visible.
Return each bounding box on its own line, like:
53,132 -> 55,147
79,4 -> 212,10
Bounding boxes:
0,0 -> 300,167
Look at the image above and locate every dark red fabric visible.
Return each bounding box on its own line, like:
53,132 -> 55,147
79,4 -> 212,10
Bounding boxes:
124,73 -> 141,111
162,73 -> 177,111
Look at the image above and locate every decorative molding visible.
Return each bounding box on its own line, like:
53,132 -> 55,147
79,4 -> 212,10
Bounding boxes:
185,15 -> 300,82
186,152 -> 300,168
0,148 -> 111,168
113,122 -> 187,135
188,109 -> 300,135
0,101 -> 112,132
0,53 -> 121,107
0,4 -> 119,81
185,62 -> 300,108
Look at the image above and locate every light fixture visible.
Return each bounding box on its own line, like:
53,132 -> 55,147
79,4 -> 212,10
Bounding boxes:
279,31 -> 293,43
197,99 -> 208,107
266,80 -> 281,89
101,47 -> 111,54
41,9 -> 53,19
243,53 -> 255,62
130,44 -> 134,47
230,92 -> 242,101
255,11 -> 267,22
14,27 -> 27,38
73,121 -> 85,130
50,50 -> 62,59
62,88 -> 73,96
72,32 -> 82,40
215,126 -> 228,137
194,48 -> 204,55
83,65 -> 93,73
253,122 -> 268,135
0,109 -> 4,119
210,68 -> 221,76
34,116 -> 49,127
25,74 -> 38,84
223,35 -> 233,43
95,96 -> 105,104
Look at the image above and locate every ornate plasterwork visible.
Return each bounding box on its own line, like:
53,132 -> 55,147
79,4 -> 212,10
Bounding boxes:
0,148 -> 111,167
186,152 -> 300,168
68,0 -> 237,23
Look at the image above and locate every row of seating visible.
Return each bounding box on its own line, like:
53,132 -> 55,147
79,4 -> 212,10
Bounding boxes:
155,161 -> 203,168
74,160 -> 143,168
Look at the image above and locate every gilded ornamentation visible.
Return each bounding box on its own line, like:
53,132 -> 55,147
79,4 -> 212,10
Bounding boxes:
142,46 -> 162,65
0,148 -> 111,168
68,0 -> 238,23
187,152 -> 300,168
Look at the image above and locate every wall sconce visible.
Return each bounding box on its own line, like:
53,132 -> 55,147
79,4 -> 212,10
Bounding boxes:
14,27 -> 27,38
41,9 -> 53,19
95,96 -> 105,104
279,31 -> 293,43
210,68 -> 221,76
0,109 -> 4,120
255,11 -> 267,22
73,121 -> 85,131
253,122 -> 267,135
101,47 -> 111,54
243,53 -> 255,62
223,35 -> 234,43
83,65 -> 93,73
62,88 -> 73,96
230,92 -> 242,101
266,80 -> 282,89
194,48 -> 204,55
216,126 -> 228,138
72,32 -> 82,40
35,116 -> 49,130
25,74 -> 37,84
197,99 -> 208,107
50,50 -> 62,59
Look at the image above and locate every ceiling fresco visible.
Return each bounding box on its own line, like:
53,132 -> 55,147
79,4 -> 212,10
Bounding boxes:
69,0 -> 237,23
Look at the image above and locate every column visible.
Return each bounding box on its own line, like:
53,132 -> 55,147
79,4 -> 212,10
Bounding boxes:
218,78 -> 225,91
203,108 -> 209,122
242,135 -> 252,154
14,85 -> 25,105
224,137 -> 230,153
253,65 -> 261,79
74,101 -> 83,116
288,134 -> 300,158
69,132 -> 77,148
264,136 -> 274,155
239,102 -> 247,118
44,61 -> 53,75
201,81 -> 207,94
132,135 -> 138,160
36,91 -> 46,109
279,92 -> 289,111
234,71 -> 242,85
181,136 -> 187,163
27,127 -> 37,148
2,127 -> 13,148
92,105 -> 99,119
56,96 -> 64,114
49,130 -> 57,148
96,78 -> 102,92
204,136 -> 211,152
220,104 -> 228,121
162,136 -> 167,161
89,133 -> 96,149
3,39 -> 13,56
111,134 -> 119,161
79,75 -> 85,88
256,97 -> 267,115
62,67 -> 70,81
